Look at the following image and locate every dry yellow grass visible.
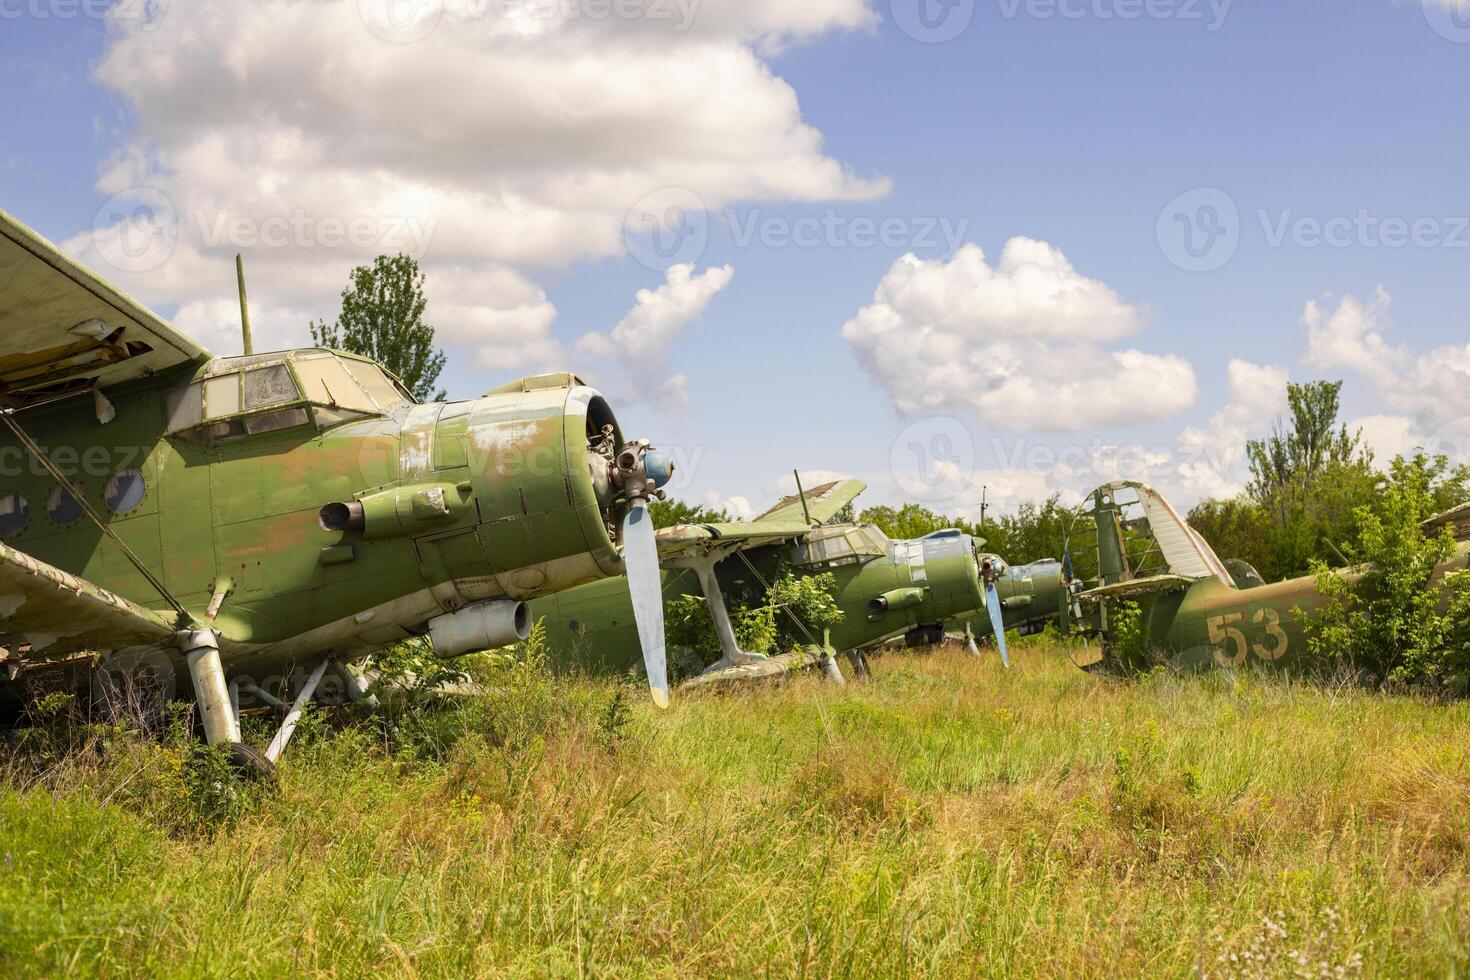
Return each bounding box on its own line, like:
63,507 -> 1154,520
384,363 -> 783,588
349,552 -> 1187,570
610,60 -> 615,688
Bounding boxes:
3,643 -> 1470,977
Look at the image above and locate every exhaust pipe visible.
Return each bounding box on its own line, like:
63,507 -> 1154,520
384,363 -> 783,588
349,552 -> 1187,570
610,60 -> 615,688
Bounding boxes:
429,600 -> 531,659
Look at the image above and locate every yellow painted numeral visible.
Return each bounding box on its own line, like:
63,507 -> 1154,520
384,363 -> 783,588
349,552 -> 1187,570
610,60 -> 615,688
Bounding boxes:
1207,608 -> 1290,667
1207,612 -> 1248,668
1252,607 -> 1289,661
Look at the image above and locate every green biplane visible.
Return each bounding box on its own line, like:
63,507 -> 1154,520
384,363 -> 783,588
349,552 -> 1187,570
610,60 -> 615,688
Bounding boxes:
0,207 -> 678,773
1071,481 -> 1470,673
530,477 -> 1070,686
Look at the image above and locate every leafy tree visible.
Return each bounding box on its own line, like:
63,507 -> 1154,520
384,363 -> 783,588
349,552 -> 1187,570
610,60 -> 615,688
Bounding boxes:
310,253 -> 447,401
649,498 -> 731,530
984,495 -> 1080,567
1190,379 -> 1381,582
859,498 -> 1079,567
1186,496 -> 1276,577
1304,453 -> 1470,687
1246,380 -> 1365,515
860,503 -> 978,542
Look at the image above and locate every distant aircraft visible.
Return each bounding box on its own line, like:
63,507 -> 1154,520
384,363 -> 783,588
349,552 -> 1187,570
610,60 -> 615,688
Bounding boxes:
1068,481 -> 1470,673
530,477 -> 1068,687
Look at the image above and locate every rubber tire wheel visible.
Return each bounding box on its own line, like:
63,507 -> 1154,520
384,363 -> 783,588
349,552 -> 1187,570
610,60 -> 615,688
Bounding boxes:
226,742 -> 276,782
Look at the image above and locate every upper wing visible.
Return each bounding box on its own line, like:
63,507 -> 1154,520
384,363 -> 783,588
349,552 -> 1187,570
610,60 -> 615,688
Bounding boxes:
656,517 -> 813,566
752,478 -> 867,526
1424,502 -> 1470,542
0,208 -> 210,409
0,539 -> 176,669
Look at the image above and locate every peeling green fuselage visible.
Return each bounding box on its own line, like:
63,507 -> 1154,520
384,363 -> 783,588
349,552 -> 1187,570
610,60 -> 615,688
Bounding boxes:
0,356 -> 623,683
530,531 -> 1065,675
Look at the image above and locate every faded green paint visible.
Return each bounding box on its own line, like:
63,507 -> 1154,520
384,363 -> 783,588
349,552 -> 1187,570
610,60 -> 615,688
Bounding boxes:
530,526 -> 1066,676
1074,481 -> 1470,674
0,355 -> 630,680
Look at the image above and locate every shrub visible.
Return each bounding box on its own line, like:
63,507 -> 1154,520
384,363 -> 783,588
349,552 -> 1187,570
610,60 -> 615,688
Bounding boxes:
768,572 -> 844,652
666,593 -> 776,667
1304,454 -> 1470,687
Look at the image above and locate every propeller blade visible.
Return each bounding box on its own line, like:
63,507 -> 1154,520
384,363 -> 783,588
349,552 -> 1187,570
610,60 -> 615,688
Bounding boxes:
622,498 -> 669,708
984,580 -> 1010,668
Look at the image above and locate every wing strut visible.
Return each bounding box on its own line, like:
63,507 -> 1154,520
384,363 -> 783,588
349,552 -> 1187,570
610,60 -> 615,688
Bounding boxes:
0,409 -> 189,623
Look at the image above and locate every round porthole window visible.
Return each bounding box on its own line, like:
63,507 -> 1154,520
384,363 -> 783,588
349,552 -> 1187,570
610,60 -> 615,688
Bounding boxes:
105,469 -> 147,514
47,484 -> 86,526
0,494 -> 29,540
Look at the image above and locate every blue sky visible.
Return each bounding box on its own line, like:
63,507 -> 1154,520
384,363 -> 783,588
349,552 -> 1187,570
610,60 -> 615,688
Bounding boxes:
3,0 -> 1468,518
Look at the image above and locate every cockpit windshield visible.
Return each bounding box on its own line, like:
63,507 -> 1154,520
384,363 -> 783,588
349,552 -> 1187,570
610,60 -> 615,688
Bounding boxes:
167,349 -> 415,445
792,523 -> 890,569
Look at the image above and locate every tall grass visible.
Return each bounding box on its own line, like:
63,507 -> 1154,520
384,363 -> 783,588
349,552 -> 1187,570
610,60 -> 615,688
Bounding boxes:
3,645 -> 1469,977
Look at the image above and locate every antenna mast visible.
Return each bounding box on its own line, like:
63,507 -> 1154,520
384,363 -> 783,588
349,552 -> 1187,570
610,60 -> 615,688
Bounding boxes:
236,253 -> 255,355
793,470 -> 814,526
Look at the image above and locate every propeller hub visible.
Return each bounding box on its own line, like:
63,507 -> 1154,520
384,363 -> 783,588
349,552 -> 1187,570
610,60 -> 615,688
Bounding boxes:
611,440 -> 675,503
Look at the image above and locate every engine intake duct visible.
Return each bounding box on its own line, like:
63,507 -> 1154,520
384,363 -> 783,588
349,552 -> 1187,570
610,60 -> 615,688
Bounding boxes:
320,483 -> 473,540
429,600 -> 531,659
869,587 -> 925,615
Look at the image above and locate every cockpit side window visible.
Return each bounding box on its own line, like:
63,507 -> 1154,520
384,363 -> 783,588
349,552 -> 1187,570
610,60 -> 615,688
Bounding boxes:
242,364 -> 300,409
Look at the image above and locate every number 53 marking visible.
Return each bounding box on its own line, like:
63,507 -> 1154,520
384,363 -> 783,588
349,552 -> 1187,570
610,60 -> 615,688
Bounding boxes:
1207,608 -> 1289,668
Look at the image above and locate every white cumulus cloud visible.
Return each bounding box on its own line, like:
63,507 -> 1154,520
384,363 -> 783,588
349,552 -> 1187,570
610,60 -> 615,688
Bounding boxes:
577,263 -> 735,405
840,240 -> 1197,430
1301,288 -> 1470,444
68,0 -> 884,386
